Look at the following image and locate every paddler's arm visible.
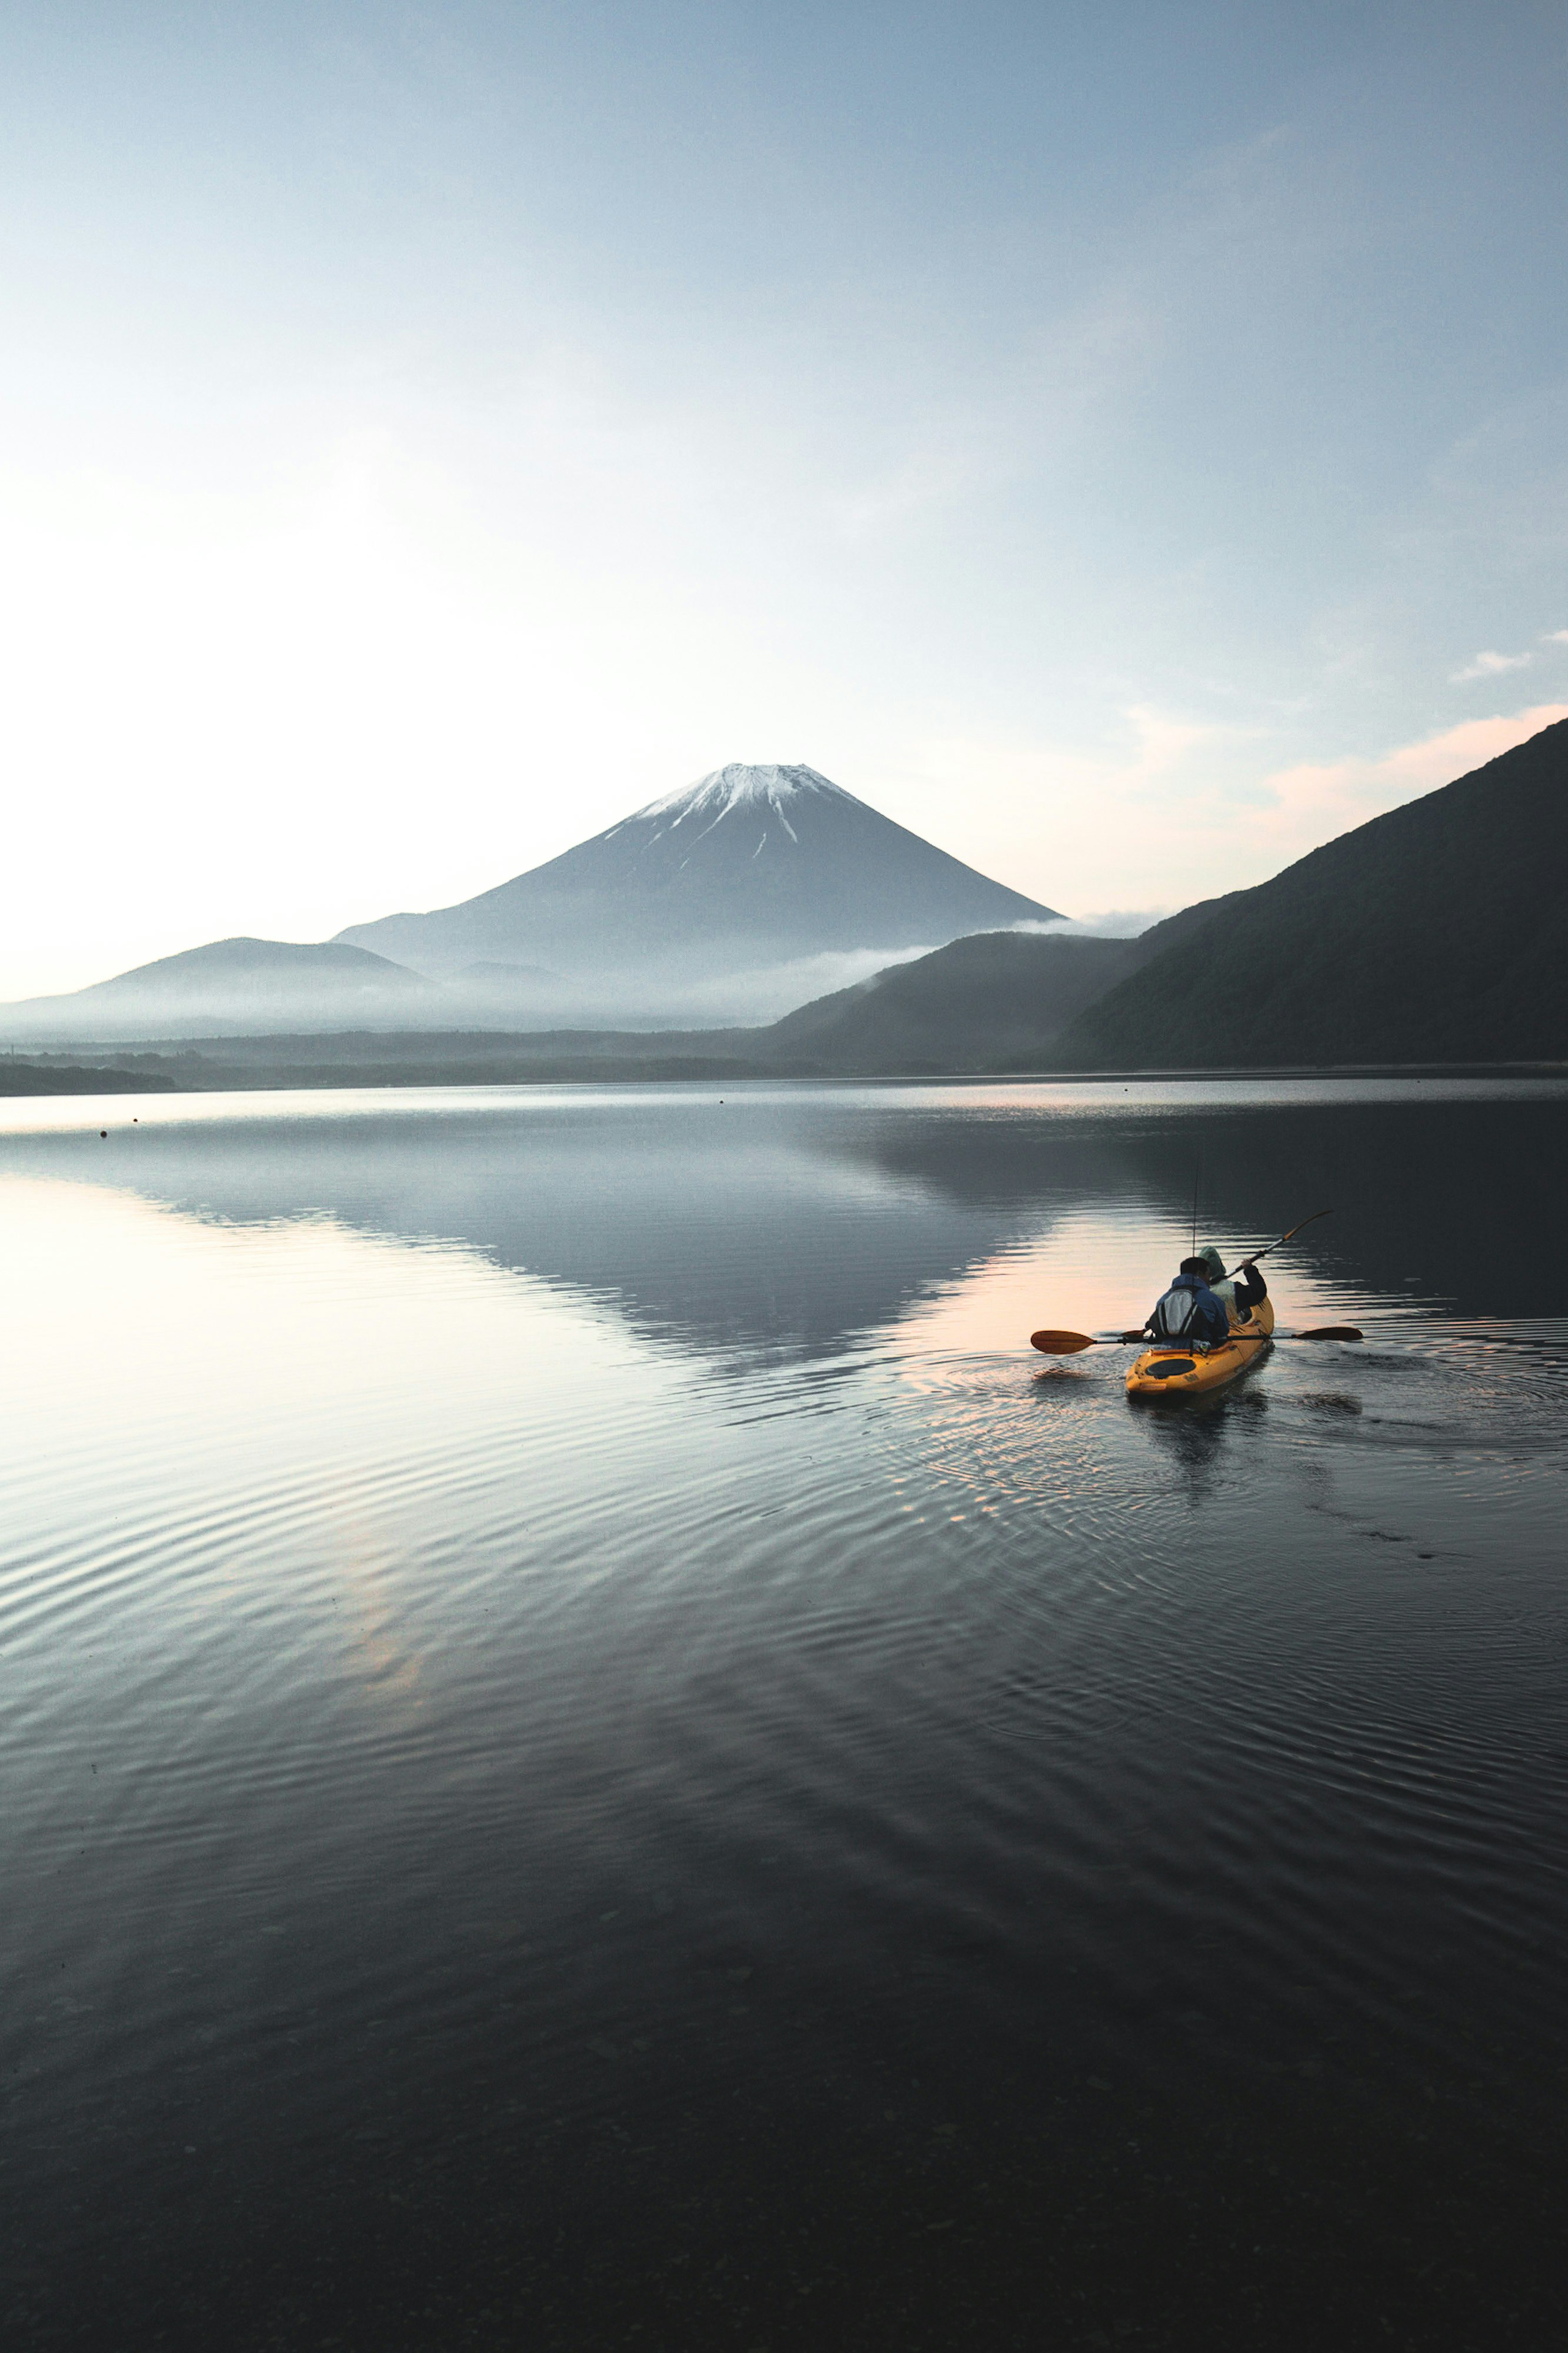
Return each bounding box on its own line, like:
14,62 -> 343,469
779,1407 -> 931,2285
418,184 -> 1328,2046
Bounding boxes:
1233,1263 -> 1268,1312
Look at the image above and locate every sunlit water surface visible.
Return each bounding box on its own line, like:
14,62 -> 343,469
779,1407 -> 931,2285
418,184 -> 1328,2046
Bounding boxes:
3,1080 -> 1567,2349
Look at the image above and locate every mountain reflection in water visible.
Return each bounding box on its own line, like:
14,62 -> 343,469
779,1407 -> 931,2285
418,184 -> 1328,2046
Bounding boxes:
6,1075 -> 1565,1351
2,1078 -> 1566,2351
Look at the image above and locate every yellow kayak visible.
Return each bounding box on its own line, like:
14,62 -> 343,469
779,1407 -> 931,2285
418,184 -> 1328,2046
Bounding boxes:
1126,1298 -> 1275,1398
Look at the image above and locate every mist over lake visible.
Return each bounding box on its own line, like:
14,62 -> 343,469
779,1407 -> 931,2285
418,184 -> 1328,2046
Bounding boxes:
4,1078 -> 1567,2349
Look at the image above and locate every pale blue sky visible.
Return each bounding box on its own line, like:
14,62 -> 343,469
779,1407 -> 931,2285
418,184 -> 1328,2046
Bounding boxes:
2,2 -> 1566,991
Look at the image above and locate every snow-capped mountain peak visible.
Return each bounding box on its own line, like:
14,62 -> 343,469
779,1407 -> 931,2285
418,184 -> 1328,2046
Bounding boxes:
627,764 -> 859,833
334,758 -> 1059,984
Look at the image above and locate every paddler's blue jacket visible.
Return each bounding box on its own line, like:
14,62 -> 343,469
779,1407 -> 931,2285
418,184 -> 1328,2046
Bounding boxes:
1146,1270 -> 1230,1351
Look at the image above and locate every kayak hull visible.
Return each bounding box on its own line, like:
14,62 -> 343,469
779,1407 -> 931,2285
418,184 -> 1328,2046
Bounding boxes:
1125,1298 -> 1275,1399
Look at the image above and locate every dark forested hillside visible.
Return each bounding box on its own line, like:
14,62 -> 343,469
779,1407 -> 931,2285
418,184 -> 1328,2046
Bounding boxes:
762,930 -> 1146,1069
1056,719 -> 1568,1067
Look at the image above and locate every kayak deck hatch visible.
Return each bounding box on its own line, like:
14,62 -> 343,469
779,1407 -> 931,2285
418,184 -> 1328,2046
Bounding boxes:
1125,1299 -> 1275,1399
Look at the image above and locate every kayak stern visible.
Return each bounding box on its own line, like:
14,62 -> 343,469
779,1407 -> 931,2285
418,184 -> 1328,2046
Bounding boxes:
1125,1298 -> 1275,1399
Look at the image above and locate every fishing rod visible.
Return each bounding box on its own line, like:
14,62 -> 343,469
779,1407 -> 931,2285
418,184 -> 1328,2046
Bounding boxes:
1029,1208 -> 1355,1355
1224,1205 -> 1333,1276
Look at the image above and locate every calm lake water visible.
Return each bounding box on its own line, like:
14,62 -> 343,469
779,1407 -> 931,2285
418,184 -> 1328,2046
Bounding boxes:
4,1078 -> 1567,2350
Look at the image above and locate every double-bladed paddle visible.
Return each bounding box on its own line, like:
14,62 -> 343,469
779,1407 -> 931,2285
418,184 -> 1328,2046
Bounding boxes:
1030,1208 -> 1360,1354
1029,1325 -> 1362,1355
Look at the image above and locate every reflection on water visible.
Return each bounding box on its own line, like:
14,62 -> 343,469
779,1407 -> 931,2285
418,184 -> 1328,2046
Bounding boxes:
2,1079 -> 1567,2349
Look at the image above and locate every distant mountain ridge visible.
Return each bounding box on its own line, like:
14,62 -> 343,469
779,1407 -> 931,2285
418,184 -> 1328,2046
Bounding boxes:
0,928 -> 1159,1086
333,762 -> 1060,985
0,938 -> 435,1042
12,728 -> 1563,1071
0,763 -> 1065,1042
89,938 -> 421,996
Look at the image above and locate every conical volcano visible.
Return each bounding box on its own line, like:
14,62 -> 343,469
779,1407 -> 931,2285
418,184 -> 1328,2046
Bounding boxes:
333,763 -> 1059,986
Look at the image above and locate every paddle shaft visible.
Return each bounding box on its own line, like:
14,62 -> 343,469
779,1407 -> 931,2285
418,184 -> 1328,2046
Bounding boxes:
1029,1324 -> 1360,1354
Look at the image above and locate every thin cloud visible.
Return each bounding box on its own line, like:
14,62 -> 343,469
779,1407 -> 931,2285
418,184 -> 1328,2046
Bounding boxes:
908,705 -> 1250,914
1246,705 -> 1568,858
1452,648 -> 1532,682
1037,908 -> 1171,938
906,701 -> 1567,922
1543,629 -> 1568,645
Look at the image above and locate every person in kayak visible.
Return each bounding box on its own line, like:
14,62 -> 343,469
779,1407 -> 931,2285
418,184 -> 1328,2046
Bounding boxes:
1144,1257 -> 1231,1350
1196,1244 -> 1268,1328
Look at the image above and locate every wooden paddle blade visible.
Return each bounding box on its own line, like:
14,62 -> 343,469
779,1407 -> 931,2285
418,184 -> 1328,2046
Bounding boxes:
1289,1325 -> 1363,1341
1029,1329 -> 1096,1354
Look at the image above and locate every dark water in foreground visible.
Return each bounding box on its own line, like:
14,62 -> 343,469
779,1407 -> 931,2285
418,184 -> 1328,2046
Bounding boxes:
3,1078 -> 1567,2351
